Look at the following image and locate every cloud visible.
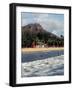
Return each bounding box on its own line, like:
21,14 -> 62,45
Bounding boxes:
52,30 -> 58,35
35,14 -> 64,36
21,13 -> 64,36
36,14 -> 64,31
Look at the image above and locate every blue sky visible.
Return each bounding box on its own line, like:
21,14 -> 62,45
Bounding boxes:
21,12 -> 64,36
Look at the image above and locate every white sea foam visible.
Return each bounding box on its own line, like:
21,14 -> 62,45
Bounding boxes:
21,55 -> 64,77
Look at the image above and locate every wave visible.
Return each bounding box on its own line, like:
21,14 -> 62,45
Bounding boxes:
21,55 -> 64,77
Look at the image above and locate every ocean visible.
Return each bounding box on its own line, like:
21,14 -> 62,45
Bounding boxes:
21,50 -> 64,77
22,50 -> 64,62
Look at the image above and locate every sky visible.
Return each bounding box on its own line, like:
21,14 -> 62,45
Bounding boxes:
21,12 -> 64,36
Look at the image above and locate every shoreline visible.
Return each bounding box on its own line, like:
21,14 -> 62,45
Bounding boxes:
21,47 -> 64,53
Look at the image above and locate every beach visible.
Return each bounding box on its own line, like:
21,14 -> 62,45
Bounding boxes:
21,47 -> 64,53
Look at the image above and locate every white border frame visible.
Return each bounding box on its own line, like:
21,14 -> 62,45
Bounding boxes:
16,6 -> 69,84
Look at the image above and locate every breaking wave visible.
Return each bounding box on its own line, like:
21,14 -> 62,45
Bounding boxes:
21,55 -> 64,77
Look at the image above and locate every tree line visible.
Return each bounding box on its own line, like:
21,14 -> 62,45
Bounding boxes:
22,32 -> 64,48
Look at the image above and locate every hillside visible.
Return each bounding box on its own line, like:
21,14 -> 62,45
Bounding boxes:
22,23 -> 61,39
22,23 -> 64,48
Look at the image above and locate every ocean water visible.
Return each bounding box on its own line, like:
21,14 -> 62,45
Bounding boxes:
21,50 -> 64,77
22,50 -> 64,62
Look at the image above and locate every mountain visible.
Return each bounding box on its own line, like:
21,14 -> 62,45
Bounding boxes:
22,23 -> 64,47
22,23 -> 62,39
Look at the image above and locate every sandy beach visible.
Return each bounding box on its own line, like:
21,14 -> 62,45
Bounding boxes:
21,47 -> 64,53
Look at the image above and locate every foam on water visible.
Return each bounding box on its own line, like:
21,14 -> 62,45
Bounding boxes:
21,55 -> 64,77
